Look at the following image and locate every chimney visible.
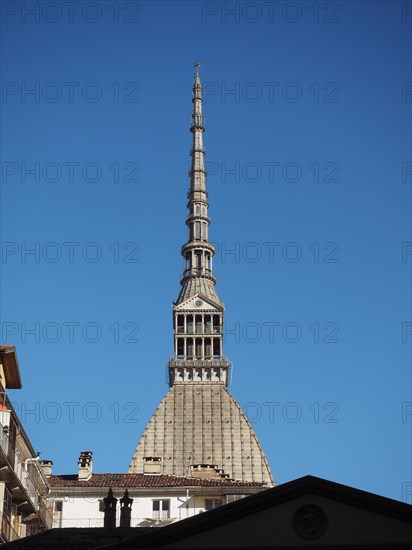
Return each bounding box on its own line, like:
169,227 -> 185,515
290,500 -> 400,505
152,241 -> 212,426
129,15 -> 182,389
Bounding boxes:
40,459 -> 53,477
78,451 -> 93,481
120,489 -> 133,528
103,488 -> 117,529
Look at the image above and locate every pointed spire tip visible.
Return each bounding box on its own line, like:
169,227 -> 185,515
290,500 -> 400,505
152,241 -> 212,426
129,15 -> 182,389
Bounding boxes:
194,60 -> 201,77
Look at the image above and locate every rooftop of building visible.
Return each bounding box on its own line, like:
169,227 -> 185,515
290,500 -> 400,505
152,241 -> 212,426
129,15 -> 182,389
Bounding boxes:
49,473 -> 265,488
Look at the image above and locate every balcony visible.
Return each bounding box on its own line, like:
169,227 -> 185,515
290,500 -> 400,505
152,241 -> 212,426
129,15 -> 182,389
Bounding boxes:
205,327 -> 221,335
1,517 -> 20,542
176,327 -> 221,335
39,501 -> 53,529
189,116 -> 206,131
190,146 -> 206,155
57,516 -> 175,528
0,423 -> 49,522
168,357 -> 230,369
180,268 -> 216,284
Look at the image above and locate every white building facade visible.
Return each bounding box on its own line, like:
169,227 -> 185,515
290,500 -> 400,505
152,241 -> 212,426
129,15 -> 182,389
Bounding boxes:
47,452 -> 266,528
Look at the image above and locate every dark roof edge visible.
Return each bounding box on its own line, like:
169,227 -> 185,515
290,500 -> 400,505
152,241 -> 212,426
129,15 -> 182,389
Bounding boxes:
102,475 -> 412,549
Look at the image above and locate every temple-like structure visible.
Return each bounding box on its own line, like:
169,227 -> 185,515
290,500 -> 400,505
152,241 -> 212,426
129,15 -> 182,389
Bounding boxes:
129,64 -> 273,485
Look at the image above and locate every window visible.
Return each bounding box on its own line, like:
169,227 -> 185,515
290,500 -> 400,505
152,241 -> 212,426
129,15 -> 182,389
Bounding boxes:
53,501 -> 63,528
195,315 -> 202,334
205,315 -> 212,334
152,499 -> 170,520
213,338 -> 220,358
177,315 -> 184,333
187,315 -> 194,334
195,338 -> 202,358
205,338 -> 211,359
195,252 -> 202,270
187,338 -> 193,359
177,338 -> 184,358
205,499 -> 222,511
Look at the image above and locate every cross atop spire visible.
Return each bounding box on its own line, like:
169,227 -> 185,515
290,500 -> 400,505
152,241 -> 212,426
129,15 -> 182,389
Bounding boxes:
194,60 -> 201,74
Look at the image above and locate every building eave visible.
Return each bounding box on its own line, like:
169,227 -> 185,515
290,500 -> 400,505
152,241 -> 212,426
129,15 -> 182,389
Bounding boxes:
0,345 -> 22,389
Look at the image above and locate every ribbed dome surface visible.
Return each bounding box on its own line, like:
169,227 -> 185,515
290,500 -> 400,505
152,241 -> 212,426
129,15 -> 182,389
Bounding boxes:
128,384 -> 274,486
176,278 -> 223,307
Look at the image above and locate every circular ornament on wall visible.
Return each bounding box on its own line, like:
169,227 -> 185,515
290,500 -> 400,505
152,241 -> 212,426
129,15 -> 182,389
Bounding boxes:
292,504 -> 328,540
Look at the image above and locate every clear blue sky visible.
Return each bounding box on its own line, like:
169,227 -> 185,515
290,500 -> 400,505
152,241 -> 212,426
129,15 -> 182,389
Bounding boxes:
1,1 -> 411,503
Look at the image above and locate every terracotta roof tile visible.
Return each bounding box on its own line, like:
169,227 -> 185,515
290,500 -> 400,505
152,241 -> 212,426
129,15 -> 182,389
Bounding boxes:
49,473 -> 263,488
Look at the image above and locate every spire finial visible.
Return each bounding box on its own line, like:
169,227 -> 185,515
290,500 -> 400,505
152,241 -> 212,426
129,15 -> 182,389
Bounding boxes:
194,60 -> 201,75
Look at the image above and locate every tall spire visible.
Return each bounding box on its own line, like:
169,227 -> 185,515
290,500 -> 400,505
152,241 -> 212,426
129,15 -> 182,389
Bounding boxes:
128,65 -> 274,486
168,63 -> 228,387
180,61 -> 216,287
